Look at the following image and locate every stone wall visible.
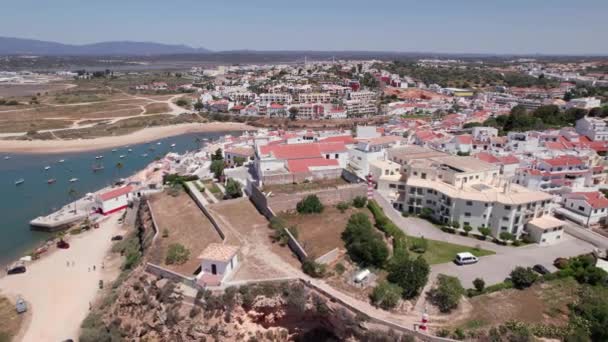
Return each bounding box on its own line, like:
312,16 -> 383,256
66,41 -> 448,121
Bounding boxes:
285,227 -> 308,261
184,181 -> 226,240
262,168 -> 343,185
267,183 -> 367,213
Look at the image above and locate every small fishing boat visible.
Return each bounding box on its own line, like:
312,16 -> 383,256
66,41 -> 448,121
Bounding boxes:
127,149 -> 133,153
95,155 -> 103,160
4,156 -> 10,160
15,178 -> 25,185
47,178 -> 56,184
119,155 -> 126,159
44,166 -> 51,171
141,153 -> 148,157
58,159 -> 65,163
157,142 -> 162,145
170,143 -> 176,148
69,178 -> 79,183
111,149 -> 117,152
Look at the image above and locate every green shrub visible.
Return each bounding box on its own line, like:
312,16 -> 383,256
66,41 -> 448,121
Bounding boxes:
409,236 -> 428,253
367,200 -> 408,258
336,201 -> 350,213
334,263 -> 346,275
370,281 -> 402,309
427,274 -> 464,313
500,232 -> 515,241
225,178 -> 243,199
441,226 -> 456,234
387,256 -> 429,299
473,277 -> 485,292
352,196 -> 367,208
165,243 -> 190,265
463,225 -> 473,236
296,195 -> 324,214
509,266 -> 538,289
478,227 -> 491,239
302,259 -> 326,278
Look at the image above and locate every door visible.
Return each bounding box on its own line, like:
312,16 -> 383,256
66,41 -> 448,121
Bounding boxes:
211,264 -> 217,275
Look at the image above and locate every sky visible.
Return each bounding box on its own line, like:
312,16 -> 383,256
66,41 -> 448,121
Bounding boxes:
1,0 -> 607,54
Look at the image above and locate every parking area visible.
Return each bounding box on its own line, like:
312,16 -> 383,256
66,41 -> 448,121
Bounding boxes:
429,234 -> 595,287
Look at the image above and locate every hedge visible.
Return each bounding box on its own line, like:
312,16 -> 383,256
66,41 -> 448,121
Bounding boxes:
367,200 -> 408,259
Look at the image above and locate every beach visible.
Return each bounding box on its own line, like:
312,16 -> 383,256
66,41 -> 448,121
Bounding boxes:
0,213 -> 124,342
0,122 -> 255,154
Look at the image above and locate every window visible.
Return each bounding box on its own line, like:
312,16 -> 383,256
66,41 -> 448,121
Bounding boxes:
428,189 -> 433,194
501,226 -> 508,231
504,205 -> 511,210
578,206 -> 585,211
466,201 -> 473,206
465,212 -> 471,217
421,173 -> 427,179
398,185 -> 405,190
325,154 -> 330,159
335,154 -> 339,159
502,217 -> 509,221
389,184 -> 397,189
464,221 -> 470,226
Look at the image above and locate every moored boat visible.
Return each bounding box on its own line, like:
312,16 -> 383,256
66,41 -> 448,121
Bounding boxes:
47,178 -> 56,184
69,178 -> 79,183
15,178 -> 25,185
95,155 -> 103,160
44,166 -> 51,171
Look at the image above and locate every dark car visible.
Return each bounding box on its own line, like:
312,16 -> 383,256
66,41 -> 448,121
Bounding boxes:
111,235 -> 123,241
533,264 -> 551,275
7,261 -> 26,275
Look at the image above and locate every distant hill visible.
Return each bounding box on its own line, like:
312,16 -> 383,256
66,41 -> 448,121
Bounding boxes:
0,37 -> 212,56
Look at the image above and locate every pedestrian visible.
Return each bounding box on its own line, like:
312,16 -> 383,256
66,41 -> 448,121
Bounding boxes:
93,265 -> 96,271
101,262 -> 104,269
66,261 -> 69,267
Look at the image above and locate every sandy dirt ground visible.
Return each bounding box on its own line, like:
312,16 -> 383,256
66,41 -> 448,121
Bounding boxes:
0,122 -> 255,154
0,213 -> 125,342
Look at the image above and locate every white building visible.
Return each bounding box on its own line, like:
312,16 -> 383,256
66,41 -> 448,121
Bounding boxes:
575,116 -> 608,142
390,154 -> 553,239
345,99 -> 377,117
197,243 -> 240,286
567,97 -> 601,110
259,93 -> 292,105
524,216 -> 566,246
558,192 -> 608,226
298,92 -> 331,103
349,90 -> 376,103
95,185 -> 133,215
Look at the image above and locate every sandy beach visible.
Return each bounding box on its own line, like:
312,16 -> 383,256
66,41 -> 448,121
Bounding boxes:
0,122 -> 256,154
0,213 -> 124,342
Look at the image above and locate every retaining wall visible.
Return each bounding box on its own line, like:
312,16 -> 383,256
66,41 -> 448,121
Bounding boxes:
184,181 -> 226,240
267,183 -> 367,213
285,227 -> 308,261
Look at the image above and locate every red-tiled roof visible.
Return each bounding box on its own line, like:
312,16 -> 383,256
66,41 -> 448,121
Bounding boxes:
320,135 -> 356,144
454,135 -> 473,144
287,158 -> 339,173
269,103 -> 284,109
318,142 -> 347,153
542,155 -> 584,167
99,185 -> 133,201
497,155 -> 519,165
568,192 -> 608,209
475,152 -> 500,164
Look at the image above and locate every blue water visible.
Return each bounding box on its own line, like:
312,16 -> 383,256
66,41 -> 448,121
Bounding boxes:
0,131 -> 235,266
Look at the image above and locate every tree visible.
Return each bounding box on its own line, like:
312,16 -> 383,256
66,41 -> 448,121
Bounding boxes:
302,258 -> 326,278
371,281 -> 402,310
473,278 -> 485,292
165,243 -> 190,265
499,231 -> 515,242
571,286 -> 608,341
175,98 -> 189,107
427,274 -> 464,313
342,213 -> 389,267
387,256 -> 430,299
478,227 -> 491,239
233,156 -> 246,166
509,266 -> 538,289
193,101 -> 204,111
463,225 -> 473,236
210,159 -> 225,179
212,148 -> 223,161
225,178 -> 242,199
352,196 -> 367,208
296,195 -> 324,214
288,106 -> 298,120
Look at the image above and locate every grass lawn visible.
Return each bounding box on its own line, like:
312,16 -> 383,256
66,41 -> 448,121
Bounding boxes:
408,236 -> 495,264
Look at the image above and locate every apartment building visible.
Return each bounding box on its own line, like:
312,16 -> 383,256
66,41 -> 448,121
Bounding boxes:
298,92 -> 331,103
291,103 -> 324,120
575,116 -> 608,142
259,93 -> 292,105
349,90 -> 376,103
346,136 -> 404,180
567,97 -> 601,110
389,153 -> 552,239
345,99 -> 377,117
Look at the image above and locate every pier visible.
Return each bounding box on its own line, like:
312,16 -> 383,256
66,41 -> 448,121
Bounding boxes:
29,196 -> 96,231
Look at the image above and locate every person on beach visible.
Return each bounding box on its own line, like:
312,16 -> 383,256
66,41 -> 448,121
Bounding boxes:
93,265 -> 96,271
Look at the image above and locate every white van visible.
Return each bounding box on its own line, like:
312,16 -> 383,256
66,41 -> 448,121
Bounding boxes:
454,252 -> 479,265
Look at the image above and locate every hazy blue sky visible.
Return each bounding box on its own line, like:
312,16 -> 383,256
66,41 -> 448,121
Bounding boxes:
2,0 -> 607,54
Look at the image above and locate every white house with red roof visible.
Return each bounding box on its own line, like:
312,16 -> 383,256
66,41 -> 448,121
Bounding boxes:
267,103 -> 287,117
558,191 -> 608,226
95,185 -> 133,215
575,116 -> 608,142
197,243 -> 240,286
444,134 -> 473,154
475,152 -> 520,177
514,155 -> 592,194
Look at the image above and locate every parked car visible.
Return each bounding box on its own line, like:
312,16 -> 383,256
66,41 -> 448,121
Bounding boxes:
111,235 -> 123,241
454,252 -> 479,265
15,297 -> 27,314
6,261 -> 26,275
533,264 -> 551,275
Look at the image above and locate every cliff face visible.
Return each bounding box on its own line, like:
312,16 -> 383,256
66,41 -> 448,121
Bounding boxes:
92,270 -> 415,342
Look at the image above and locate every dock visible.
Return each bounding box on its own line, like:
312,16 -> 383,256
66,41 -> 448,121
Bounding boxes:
29,196 -> 96,231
